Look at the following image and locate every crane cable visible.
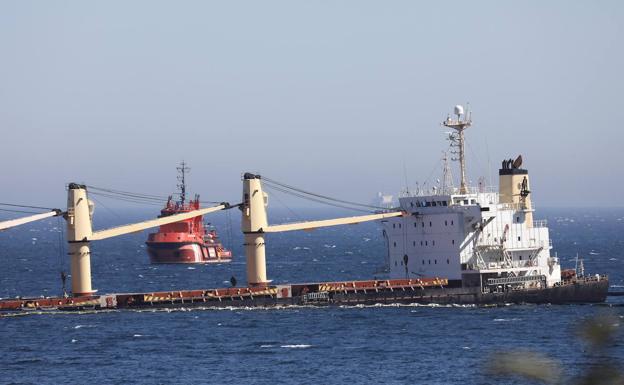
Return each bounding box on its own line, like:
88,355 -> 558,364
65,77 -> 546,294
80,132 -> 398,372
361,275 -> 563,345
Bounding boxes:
85,185 -> 222,206
0,202 -> 58,211
261,176 -> 397,214
262,182 -> 374,214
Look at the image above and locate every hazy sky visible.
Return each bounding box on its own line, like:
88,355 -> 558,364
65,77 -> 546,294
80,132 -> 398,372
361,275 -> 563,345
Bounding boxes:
1,1 -> 622,211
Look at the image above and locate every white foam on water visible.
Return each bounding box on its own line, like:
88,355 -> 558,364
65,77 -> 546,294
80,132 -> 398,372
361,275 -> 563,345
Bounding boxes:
74,324 -> 96,329
133,334 -> 143,337
260,344 -> 274,348
71,339 -> 78,343
280,344 -> 311,349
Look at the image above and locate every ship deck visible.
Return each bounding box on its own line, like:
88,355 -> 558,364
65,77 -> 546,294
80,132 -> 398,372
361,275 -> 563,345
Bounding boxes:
0,276 -> 610,314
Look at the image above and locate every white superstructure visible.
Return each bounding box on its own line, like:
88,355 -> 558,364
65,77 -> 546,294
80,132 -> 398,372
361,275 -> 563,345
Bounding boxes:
382,106 -> 561,291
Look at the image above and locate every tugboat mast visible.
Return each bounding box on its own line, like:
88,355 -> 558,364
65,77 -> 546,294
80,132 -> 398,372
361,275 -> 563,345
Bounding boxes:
443,105 -> 472,194
177,161 -> 190,205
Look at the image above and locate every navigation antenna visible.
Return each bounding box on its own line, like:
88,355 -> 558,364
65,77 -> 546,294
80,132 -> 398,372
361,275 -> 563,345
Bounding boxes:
443,105 -> 472,194
177,161 -> 191,205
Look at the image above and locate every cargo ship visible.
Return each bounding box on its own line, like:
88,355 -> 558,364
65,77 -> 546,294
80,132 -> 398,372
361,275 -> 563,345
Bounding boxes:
0,105 -> 611,314
145,162 -> 232,264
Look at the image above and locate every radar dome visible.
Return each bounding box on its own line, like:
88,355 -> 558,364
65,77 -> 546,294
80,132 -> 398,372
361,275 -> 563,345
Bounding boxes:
454,105 -> 464,116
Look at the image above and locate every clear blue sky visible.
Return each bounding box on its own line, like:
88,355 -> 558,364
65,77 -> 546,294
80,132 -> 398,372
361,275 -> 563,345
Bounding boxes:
1,1 -> 622,210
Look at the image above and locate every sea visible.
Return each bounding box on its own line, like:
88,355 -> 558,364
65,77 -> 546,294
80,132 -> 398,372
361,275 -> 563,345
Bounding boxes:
1,207 -> 623,385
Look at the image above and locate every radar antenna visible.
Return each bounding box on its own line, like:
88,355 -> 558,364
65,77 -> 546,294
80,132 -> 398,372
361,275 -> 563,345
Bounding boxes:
177,161 -> 191,205
443,105 -> 472,194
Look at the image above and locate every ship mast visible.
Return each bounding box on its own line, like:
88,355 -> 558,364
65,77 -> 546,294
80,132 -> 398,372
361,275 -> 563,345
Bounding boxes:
177,161 -> 190,205
443,105 -> 472,194
441,151 -> 454,195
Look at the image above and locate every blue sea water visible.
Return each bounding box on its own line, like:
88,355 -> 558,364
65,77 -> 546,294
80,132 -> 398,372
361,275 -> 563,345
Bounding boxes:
1,207 -> 623,384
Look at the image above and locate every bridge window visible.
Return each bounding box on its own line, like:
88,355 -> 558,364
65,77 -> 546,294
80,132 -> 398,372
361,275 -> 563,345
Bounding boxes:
420,241 -> 423,246
413,241 -> 416,246
422,260 -> 425,265
429,221 -> 432,227
432,201 -> 437,207
428,260 -> 431,265
435,259 -> 437,264
447,259 -> 450,264
422,222 -> 425,228
451,220 -> 454,225
425,241 -> 428,246
414,222 -> 417,228
445,220 -> 448,226
399,223 -> 402,228
518,236 -> 521,241
452,239 -> 455,245
432,240 -> 435,246
519,255 -> 523,260
393,242 -> 397,247
393,223 -> 395,229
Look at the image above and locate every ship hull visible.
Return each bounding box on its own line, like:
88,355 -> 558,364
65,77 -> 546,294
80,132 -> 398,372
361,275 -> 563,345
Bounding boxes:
146,242 -> 232,264
0,276 -> 609,313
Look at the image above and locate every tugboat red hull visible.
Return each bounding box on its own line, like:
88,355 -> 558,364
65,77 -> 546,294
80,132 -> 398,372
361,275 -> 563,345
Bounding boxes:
146,241 -> 232,264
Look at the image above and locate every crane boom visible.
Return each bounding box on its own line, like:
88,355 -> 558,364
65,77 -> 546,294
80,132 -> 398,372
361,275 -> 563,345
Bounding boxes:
0,210 -> 61,231
90,204 -> 228,241
264,211 -> 405,233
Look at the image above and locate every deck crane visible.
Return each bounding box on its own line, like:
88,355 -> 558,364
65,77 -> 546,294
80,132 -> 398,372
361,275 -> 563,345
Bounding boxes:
0,209 -> 62,231
241,173 -> 405,286
66,183 -> 231,296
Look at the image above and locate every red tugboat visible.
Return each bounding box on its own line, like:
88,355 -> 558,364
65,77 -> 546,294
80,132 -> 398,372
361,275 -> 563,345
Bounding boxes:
146,162 -> 232,264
